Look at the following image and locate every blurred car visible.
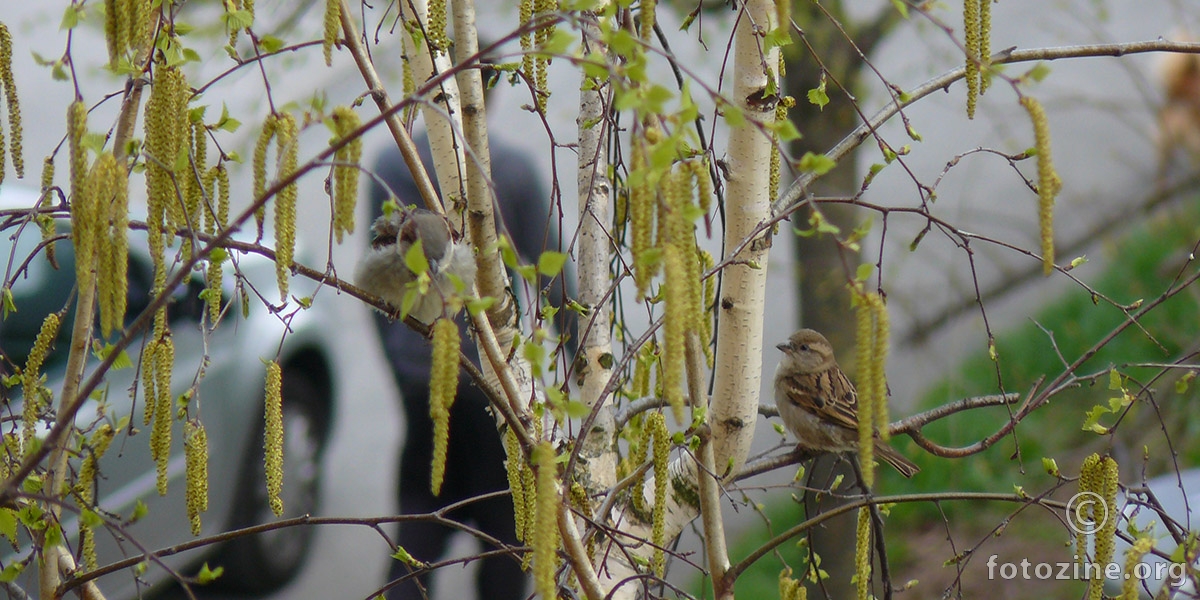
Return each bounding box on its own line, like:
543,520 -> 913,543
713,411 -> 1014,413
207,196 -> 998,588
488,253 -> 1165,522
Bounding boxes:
0,184 -> 338,598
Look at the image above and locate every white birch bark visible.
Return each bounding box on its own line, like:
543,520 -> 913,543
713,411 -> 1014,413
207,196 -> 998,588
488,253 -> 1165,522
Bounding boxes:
595,1 -> 780,596
574,13 -> 619,504
398,0 -> 469,233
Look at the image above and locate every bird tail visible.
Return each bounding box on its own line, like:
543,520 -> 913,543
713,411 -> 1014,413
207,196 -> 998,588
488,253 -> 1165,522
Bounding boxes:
873,441 -> 920,478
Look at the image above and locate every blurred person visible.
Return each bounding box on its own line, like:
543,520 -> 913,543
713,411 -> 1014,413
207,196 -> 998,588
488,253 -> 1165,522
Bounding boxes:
367,66 -> 574,600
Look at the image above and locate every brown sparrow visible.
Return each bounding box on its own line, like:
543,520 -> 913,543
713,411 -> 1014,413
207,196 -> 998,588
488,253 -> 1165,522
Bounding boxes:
355,208 -> 476,324
774,328 -> 919,478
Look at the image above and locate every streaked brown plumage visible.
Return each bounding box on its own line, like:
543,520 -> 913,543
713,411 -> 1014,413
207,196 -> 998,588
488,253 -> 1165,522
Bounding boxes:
773,328 -> 919,478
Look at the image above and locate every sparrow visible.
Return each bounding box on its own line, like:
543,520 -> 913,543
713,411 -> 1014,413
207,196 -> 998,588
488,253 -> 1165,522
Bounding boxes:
774,328 -> 920,478
355,207 -> 476,324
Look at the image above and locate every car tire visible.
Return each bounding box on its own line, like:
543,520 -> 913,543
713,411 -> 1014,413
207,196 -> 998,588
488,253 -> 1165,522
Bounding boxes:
210,368 -> 329,593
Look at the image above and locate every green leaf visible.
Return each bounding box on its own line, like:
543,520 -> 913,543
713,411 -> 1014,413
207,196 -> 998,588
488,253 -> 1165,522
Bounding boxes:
798,152 -> 836,175
80,509 -> 103,529
0,508 -> 17,542
855,263 -> 875,283
1041,457 -> 1060,477
225,9 -> 254,31
1081,404 -> 1111,434
890,0 -> 909,18
537,251 -> 568,277
196,562 -> 225,584
216,104 -> 241,133
773,119 -> 802,143
404,239 -> 430,276
536,28 -> 574,57
61,5 -> 82,30
764,27 -> 792,53
807,83 -> 829,110
260,34 -> 285,54
0,562 -> 23,583
130,499 -> 149,523
1108,368 -> 1122,391
392,545 -> 427,568
43,523 -> 63,548
1177,371 -> 1196,394
467,296 -> 496,316
1,287 -> 14,318
1027,62 -> 1051,83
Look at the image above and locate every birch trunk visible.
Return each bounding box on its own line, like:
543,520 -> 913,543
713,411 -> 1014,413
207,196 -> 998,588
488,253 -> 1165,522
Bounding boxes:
398,0 -> 469,233
595,0 -> 780,595
574,14 -> 619,506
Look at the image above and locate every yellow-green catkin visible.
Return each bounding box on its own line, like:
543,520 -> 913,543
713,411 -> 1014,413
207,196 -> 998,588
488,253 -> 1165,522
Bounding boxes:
38,156 -> 57,267
698,249 -> 715,367
322,0 -> 340,66
1078,453 -> 1120,600
22,313 -> 60,456
0,23 -> 23,182
95,152 -> 129,338
181,118 -> 207,263
646,412 -> 669,576
963,0 -> 980,119
142,338 -> 159,426
428,318 -> 461,496
504,429 -> 530,543
779,566 -> 807,600
640,0 -> 656,40
854,290 -> 876,488
77,423 -> 115,570
519,0 -> 534,89
535,0 -> 555,81
661,245 -> 686,421
1119,537 -> 1153,600
1075,453 -> 1099,564
184,420 -> 209,536
67,101 -> 97,292
978,0 -> 992,93
771,97 -> 795,202
126,0 -> 153,56
204,165 -> 230,324
105,0 -> 126,69
273,113 -> 299,301
427,0 -> 450,53
226,0 -> 246,48
871,294 -> 890,439
532,441 -> 559,600
629,134 -> 657,299
1092,456 -> 1119,599
330,106 -> 362,244
854,506 -> 871,600
151,335 -> 175,496
631,341 -> 655,400
252,115 -> 277,235
265,360 -> 284,516
1020,95 -> 1061,276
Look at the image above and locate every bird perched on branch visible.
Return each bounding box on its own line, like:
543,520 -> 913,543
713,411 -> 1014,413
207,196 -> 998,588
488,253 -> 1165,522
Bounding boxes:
774,328 -> 919,478
355,207 -> 476,324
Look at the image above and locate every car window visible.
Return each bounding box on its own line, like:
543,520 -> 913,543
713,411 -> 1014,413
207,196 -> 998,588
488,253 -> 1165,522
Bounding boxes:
1,228 -> 215,369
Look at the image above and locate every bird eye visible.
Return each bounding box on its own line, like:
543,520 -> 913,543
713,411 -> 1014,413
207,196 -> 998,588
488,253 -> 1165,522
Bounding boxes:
799,344 -> 809,351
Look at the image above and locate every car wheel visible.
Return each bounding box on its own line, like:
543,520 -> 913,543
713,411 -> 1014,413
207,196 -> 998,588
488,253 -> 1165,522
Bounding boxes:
210,368 -> 329,593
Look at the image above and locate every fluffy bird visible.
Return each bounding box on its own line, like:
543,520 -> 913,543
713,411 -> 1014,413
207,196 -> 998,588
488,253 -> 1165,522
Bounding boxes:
355,208 -> 476,324
774,328 -> 919,478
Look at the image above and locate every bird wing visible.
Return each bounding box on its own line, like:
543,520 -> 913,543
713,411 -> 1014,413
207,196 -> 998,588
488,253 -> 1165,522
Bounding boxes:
778,367 -> 860,432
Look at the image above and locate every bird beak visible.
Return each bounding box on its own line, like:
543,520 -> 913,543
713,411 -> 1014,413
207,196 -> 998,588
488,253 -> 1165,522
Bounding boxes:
776,342 -> 790,353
